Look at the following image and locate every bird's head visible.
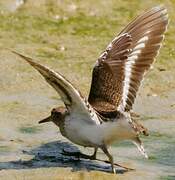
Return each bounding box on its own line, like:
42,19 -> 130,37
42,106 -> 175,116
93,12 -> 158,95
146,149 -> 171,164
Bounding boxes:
38,107 -> 67,127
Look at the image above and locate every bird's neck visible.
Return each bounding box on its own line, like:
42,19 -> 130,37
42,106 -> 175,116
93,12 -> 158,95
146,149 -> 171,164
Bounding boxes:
52,116 -> 67,137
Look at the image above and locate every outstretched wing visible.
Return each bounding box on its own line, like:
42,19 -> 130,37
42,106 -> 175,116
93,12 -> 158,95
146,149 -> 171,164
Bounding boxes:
12,51 -> 100,124
88,33 -> 132,115
88,6 -> 168,116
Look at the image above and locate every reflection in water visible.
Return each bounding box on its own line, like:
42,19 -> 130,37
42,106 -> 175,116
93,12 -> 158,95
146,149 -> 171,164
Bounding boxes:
0,141 -> 128,174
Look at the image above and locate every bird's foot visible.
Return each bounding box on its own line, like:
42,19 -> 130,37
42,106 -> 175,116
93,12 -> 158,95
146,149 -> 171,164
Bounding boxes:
104,160 -> 135,171
61,149 -> 134,171
89,153 -> 96,160
61,149 -> 81,159
61,149 -> 95,160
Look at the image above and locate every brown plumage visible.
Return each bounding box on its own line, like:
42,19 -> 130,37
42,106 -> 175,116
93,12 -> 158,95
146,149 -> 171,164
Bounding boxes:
88,33 -> 132,114
88,6 -> 168,114
39,107 -> 68,137
10,5 -> 168,174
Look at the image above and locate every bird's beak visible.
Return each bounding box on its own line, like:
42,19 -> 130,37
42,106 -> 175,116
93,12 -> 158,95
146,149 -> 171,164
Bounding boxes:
38,116 -> 51,124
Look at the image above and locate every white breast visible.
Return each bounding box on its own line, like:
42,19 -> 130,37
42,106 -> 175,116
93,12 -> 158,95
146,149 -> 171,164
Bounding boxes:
64,111 -> 100,147
63,112 -> 136,147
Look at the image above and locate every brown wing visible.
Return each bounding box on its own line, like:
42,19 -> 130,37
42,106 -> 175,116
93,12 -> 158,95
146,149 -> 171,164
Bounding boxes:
118,6 -> 168,112
88,33 -> 132,115
11,51 -> 101,125
88,6 -> 168,115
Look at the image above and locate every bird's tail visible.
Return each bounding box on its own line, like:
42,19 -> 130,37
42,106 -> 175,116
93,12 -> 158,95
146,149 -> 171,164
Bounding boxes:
133,137 -> 148,159
131,116 -> 149,136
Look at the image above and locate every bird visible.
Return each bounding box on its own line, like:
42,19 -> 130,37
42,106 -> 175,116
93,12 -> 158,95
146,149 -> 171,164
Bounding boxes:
11,5 -> 168,173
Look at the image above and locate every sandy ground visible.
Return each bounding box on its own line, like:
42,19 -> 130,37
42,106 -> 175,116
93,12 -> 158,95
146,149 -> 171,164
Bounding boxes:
0,0 -> 175,179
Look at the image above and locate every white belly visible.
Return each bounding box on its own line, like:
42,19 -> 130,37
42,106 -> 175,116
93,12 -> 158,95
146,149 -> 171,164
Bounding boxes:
64,114 -> 136,147
101,120 -> 136,145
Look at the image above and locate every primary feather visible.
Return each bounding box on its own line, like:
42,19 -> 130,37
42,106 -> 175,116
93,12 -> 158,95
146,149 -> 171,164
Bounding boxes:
88,5 -> 168,115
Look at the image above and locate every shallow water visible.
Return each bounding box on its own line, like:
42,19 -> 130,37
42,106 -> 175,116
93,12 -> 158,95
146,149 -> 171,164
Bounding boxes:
0,60 -> 174,180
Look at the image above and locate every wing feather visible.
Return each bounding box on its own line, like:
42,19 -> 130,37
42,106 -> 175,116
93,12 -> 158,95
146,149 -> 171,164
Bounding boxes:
11,51 -> 100,124
88,33 -> 132,114
120,7 -> 168,111
88,6 -> 168,115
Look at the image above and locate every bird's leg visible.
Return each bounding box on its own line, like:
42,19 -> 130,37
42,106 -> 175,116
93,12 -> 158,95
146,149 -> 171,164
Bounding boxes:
101,145 -> 116,174
62,147 -> 134,171
90,147 -> 98,159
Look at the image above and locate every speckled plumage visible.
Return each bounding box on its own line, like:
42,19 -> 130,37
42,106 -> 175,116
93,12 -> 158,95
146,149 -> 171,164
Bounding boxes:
11,5 -> 168,173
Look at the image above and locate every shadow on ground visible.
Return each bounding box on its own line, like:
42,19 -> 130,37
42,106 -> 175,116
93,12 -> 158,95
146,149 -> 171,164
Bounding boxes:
0,141 -> 128,174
